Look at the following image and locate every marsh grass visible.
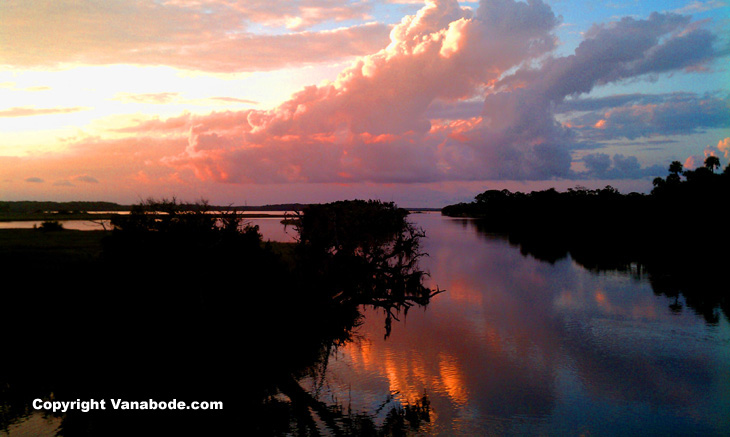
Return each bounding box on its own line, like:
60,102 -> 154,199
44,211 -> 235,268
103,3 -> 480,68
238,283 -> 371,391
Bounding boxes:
0,228 -> 108,265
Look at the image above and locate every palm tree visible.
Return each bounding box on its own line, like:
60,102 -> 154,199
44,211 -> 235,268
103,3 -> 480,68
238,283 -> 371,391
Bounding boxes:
704,156 -> 721,173
665,161 -> 684,185
669,160 -> 684,176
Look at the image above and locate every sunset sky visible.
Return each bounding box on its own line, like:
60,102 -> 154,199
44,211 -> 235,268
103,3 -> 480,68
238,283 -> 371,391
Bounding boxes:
1,0 -> 728,207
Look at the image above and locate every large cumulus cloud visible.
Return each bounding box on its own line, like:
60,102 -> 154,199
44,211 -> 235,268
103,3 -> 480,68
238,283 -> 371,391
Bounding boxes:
160,0 -> 727,185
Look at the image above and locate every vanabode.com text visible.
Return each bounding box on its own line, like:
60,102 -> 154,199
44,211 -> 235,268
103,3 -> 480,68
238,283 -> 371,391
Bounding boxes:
33,399 -> 223,413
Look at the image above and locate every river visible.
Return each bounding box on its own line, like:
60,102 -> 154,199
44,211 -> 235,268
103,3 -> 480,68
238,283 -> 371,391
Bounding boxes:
293,212 -> 730,435
2,212 -> 728,435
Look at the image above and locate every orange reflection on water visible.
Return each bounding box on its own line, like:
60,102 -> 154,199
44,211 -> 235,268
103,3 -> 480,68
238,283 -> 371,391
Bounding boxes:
437,353 -> 469,406
555,282 -> 661,321
443,277 -> 483,305
339,327 -> 470,409
346,336 -> 374,370
382,352 -> 426,401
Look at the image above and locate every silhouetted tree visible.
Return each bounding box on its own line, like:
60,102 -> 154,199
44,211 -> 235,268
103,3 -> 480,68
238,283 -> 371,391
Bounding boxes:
290,199 -> 441,338
705,155 -> 721,173
669,160 -> 684,176
651,176 -> 666,195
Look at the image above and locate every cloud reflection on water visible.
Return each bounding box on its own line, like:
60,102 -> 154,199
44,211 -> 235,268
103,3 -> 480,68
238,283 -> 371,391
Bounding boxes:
318,213 -> 729,434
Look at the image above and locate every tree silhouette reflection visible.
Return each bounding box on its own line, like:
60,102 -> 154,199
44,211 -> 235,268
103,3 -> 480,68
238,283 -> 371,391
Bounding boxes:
443,163 -> 729,325
0,199 -> 440,436
469,219 -> 728,325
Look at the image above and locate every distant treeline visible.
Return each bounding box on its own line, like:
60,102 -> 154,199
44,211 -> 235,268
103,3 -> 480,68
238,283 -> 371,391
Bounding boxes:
0,200 -> 310,212
441,156 -> 729,239
0,200 -> 129,214
440,155 -> 730,276
1,200 -> 437,219
235,203 -> 308,211
442,156 -> 729,323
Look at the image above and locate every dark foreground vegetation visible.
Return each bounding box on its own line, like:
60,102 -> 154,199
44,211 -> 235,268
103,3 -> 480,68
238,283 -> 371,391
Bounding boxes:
443,157 -> 729,323
1,199 -> 439,436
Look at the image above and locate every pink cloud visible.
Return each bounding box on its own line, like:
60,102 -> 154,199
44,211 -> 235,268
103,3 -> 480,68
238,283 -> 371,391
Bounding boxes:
0,106 -> 88,117
11,0 -> 726,195
0,0 -> 389,72
184,0 -> 374,31
2,135 -> 187,192
209,97 -> 259,105
717,137 -> 730,158
156,0 -> 726,185
684,137 -> 730,170
165,0 -> 562,183
113,92 -> 181,104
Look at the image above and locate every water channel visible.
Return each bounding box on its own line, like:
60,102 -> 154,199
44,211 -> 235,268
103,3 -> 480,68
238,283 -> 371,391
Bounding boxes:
297,212 -> 730,435
2,212 -> 728,435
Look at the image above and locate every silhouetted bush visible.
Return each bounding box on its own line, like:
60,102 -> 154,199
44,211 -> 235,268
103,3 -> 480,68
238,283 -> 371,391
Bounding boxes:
38,220 -> 64,231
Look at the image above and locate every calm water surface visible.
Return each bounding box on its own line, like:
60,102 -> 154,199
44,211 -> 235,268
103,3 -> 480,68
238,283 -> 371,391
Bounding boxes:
4,212 -> 728,435
300,212 -> 730,435
0,213 -> 298,241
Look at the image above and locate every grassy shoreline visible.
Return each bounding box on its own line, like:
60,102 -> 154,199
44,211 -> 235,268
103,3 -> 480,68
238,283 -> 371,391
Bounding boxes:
0,228 -> 109,267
